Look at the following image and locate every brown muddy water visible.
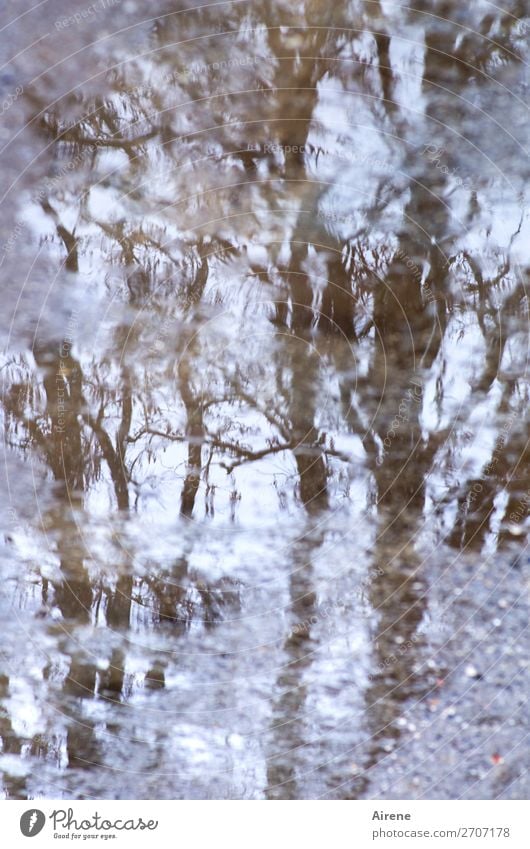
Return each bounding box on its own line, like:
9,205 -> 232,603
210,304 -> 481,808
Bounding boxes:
0,0 -> 529,799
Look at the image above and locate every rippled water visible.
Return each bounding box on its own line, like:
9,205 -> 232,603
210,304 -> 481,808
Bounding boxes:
0,0 -> 529,799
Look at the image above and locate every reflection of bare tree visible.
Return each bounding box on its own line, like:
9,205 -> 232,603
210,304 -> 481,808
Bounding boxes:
0,674 -> 27,798
266,551 -> 317,800
179,355 -> 204,518
31,347 -> 84,497
343,10 -> 456,793
262,327 -> 332,796
353,333 -> 431,794
1,0 -> 530,799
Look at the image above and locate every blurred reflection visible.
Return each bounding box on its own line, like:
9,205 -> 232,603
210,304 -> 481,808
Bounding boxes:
1,0 -> 529,799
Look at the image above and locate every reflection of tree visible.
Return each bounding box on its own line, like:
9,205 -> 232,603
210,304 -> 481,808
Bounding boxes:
179,353 -> 205,518
1,0 -> 529,799
266,537 -> 318,800
0,674 -> 27,798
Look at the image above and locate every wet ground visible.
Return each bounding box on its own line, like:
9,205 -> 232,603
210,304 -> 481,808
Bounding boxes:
0,0 -> 529,799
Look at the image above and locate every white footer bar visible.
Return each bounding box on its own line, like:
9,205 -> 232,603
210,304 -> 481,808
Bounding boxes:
2,799 -> 528,849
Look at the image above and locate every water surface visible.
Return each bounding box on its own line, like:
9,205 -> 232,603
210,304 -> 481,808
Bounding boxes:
0,0 -> 529,799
